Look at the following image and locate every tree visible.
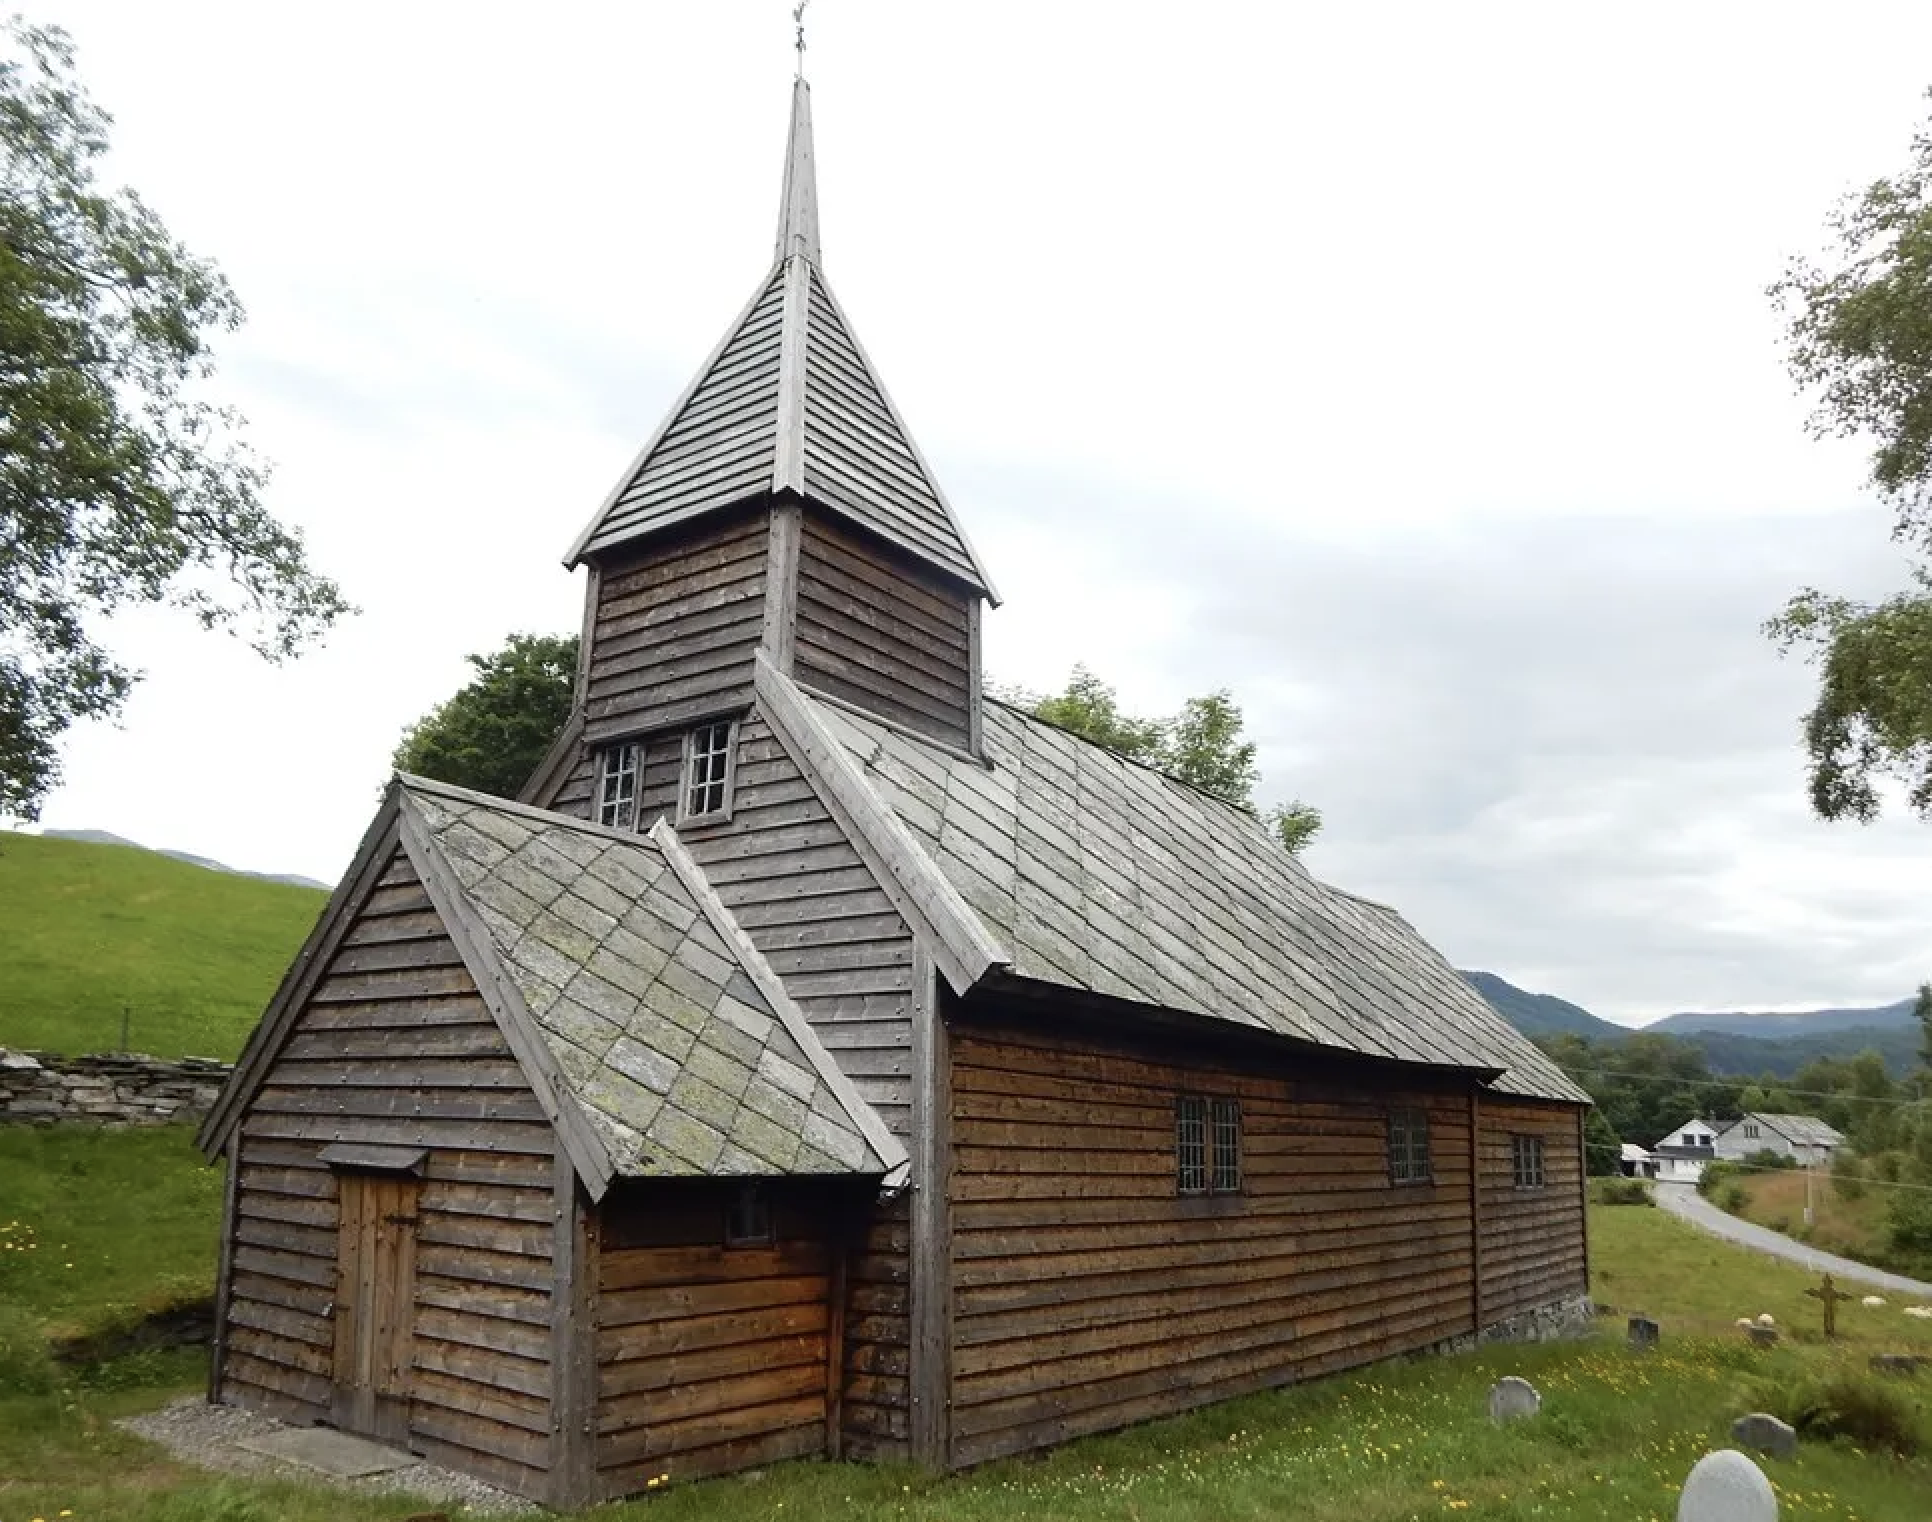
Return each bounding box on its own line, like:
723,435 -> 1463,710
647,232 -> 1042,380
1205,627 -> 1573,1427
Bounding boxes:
1917,981 -> 1932,1071
394,633 -> 578,799
1583,1108 -> 1622,1178
1767,94 -> 1932,821
0,21 -> 349,819
999,666 -> 1323,852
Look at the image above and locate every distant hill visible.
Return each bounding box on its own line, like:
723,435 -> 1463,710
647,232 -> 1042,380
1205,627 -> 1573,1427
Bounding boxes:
0,831 -> 325,1060
1459,971 -> 1628,1042
1464,971 -> 1924,1078
39,828 -> 329,891
1645,1000 -> 1917,1040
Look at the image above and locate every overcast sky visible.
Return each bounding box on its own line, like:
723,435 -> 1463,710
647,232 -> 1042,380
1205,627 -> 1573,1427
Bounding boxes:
16,1 -> 1932,1026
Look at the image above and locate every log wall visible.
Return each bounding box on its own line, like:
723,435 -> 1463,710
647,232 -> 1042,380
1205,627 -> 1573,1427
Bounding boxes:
219,845 -> 558,1499
947,1015 -> 1501,1468
795,513 -> 974,750
1475,1096 -> 1588,1325
593,1184 -> 837,1492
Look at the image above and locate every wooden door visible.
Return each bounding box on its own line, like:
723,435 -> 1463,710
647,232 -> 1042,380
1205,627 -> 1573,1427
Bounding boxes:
332,1172 -> 419,1444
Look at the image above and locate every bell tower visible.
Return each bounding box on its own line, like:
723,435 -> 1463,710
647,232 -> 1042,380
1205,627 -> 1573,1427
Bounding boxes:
535,72 -> 997,822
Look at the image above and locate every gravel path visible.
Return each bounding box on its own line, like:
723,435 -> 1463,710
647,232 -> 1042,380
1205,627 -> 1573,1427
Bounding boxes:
119,1396 -> 538,1515
1654,1181 -> 1932,1299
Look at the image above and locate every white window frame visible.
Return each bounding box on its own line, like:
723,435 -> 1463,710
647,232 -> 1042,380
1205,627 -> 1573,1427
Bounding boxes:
677,719 -> 738,826
595,741 -> 642,831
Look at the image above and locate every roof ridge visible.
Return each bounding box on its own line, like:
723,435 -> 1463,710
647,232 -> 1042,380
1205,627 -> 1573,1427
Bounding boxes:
396,771 -> 674,852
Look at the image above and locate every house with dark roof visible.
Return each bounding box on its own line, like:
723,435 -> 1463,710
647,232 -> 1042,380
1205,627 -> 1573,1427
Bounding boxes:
1715,1112 -> 1845,1166
199,68 -> 1593,1509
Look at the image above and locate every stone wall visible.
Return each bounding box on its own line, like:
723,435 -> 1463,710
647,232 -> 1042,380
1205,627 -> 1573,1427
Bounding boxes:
0,1048 -> 231,1126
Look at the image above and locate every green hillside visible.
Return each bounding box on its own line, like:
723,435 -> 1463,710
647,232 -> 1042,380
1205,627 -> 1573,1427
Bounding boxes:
0,831 -> 325,1060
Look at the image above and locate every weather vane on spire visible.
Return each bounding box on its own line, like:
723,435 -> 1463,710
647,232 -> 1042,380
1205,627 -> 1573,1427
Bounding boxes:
793,0 -> 811,79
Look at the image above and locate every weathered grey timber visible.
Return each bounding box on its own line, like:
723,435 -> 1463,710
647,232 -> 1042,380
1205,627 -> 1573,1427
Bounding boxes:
565,79 -> 996,601
800,685 -> 1584,1103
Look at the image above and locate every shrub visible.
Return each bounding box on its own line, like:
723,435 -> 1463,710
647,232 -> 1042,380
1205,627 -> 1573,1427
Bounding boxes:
1742,1365 -> 1923,1456
1832,1149 -> 1867,1201
1590,1177 -> 1655,1206
1743,1148 -> 1799,1171
1886,1176 -> 1932,1256
1699,1160 -> 1741,1200
1873,1150 -> 1905,1183
1716,1182 -> 1748,1213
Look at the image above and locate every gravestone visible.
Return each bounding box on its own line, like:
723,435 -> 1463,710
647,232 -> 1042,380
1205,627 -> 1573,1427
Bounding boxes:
1730,1412 -> 1797,1459
1487,1375 -> 1541,1423
1745,1324 -> 1780,1348
1804,1273 -> 1853,1339
1628,1315 -> 1661,1351
1677,1449 -> 1778,1522
1870,1353 -> 1926,1377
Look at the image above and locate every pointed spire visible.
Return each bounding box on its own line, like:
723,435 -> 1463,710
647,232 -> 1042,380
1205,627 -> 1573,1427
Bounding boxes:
774,75 -> 821,266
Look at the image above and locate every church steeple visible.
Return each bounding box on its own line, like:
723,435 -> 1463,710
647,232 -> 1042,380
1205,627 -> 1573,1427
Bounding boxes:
774,77 -> 821,267
564,76 -> 997,605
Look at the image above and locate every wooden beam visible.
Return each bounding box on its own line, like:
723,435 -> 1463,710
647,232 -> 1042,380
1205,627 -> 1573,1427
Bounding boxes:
965,597 -> 984,761
908,950 -> 954,1469
548,1156 -> 598,1510
824,1195 -> 851,1460
207,1135 -> 242,1404
198,805 -> 404,1159
650,817 -> 908,1177
1468,1088 -> 1483,1336
396,798 -> 615,1201
761,500 -> 803,674
755,650 -> 1005,997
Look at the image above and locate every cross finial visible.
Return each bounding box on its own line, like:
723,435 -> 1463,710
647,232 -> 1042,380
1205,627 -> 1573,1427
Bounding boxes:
793,0 -> 811,80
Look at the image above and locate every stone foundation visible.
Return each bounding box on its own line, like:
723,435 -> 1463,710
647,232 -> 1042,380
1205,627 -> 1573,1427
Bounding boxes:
0,1048 -> 231,1126
1417,1293 -> 1599,1359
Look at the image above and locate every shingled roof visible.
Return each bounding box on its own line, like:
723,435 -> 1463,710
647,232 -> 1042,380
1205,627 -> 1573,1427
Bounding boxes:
782,678 -> 1587,1105
566,77 -> 996,600
398,778 -> 902,1183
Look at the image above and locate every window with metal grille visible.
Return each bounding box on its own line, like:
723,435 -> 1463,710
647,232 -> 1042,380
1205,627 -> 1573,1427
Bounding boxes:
1511,1133 -> 1546,1189
1210,1098 -> 1242,1192
1388,1107 -> 1432,1185
1176,1095 -> 1208,1194
595,742 -> 641,830
680,720 -> 736,824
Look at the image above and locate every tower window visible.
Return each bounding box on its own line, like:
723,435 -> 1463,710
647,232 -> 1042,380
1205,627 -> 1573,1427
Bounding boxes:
680,720 -> 737,824
595,742 -> 641,830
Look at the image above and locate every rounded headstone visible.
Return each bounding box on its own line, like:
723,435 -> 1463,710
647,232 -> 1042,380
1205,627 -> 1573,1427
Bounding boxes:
1745,1324 -> 1780,1348
1628,1315 -> 1661,1351
1677,1449 -> 1778,1522
1487,1375 -> 1541,1423
1730,1412 -> 1797,1459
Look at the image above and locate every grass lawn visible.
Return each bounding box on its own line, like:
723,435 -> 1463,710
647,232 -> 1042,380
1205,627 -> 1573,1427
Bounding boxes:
1726,1168 -> 1932,1287
2,1169 -> 1930,1522
0,831 -> 323,1060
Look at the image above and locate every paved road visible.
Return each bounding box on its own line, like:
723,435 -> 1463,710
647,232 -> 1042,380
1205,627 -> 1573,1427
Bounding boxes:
1654,1181 -> 1932,1299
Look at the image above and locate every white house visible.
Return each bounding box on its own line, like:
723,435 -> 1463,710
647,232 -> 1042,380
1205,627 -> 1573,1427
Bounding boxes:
1619,1143 -> 1658,1179
1714,1112 -> 1845,1166
1651,1116 -> 1719,1183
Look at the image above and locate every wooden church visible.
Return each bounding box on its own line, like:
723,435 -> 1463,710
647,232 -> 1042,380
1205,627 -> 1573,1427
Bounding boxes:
199,68 -> 1593,1510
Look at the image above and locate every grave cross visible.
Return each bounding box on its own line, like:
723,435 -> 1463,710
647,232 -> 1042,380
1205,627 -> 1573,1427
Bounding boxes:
1804,1272 -> 1855,1339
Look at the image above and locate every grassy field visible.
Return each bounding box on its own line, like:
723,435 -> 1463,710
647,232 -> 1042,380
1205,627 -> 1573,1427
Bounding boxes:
2,1153 -> 1930,1522
0,831 -> 324,1059
1726,1167 -> 1932,1286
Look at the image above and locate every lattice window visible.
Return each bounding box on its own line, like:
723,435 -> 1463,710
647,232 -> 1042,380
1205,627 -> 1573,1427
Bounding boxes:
1177,1094 -> 1240,1195
1388,1107 -> 1432,1185
1176,1095 -> 1208,1195
680,720 -> 736,824
595,742 -> 641,830
1511,1133 -> 1546,1189
1210,1098 -> 1242,1193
